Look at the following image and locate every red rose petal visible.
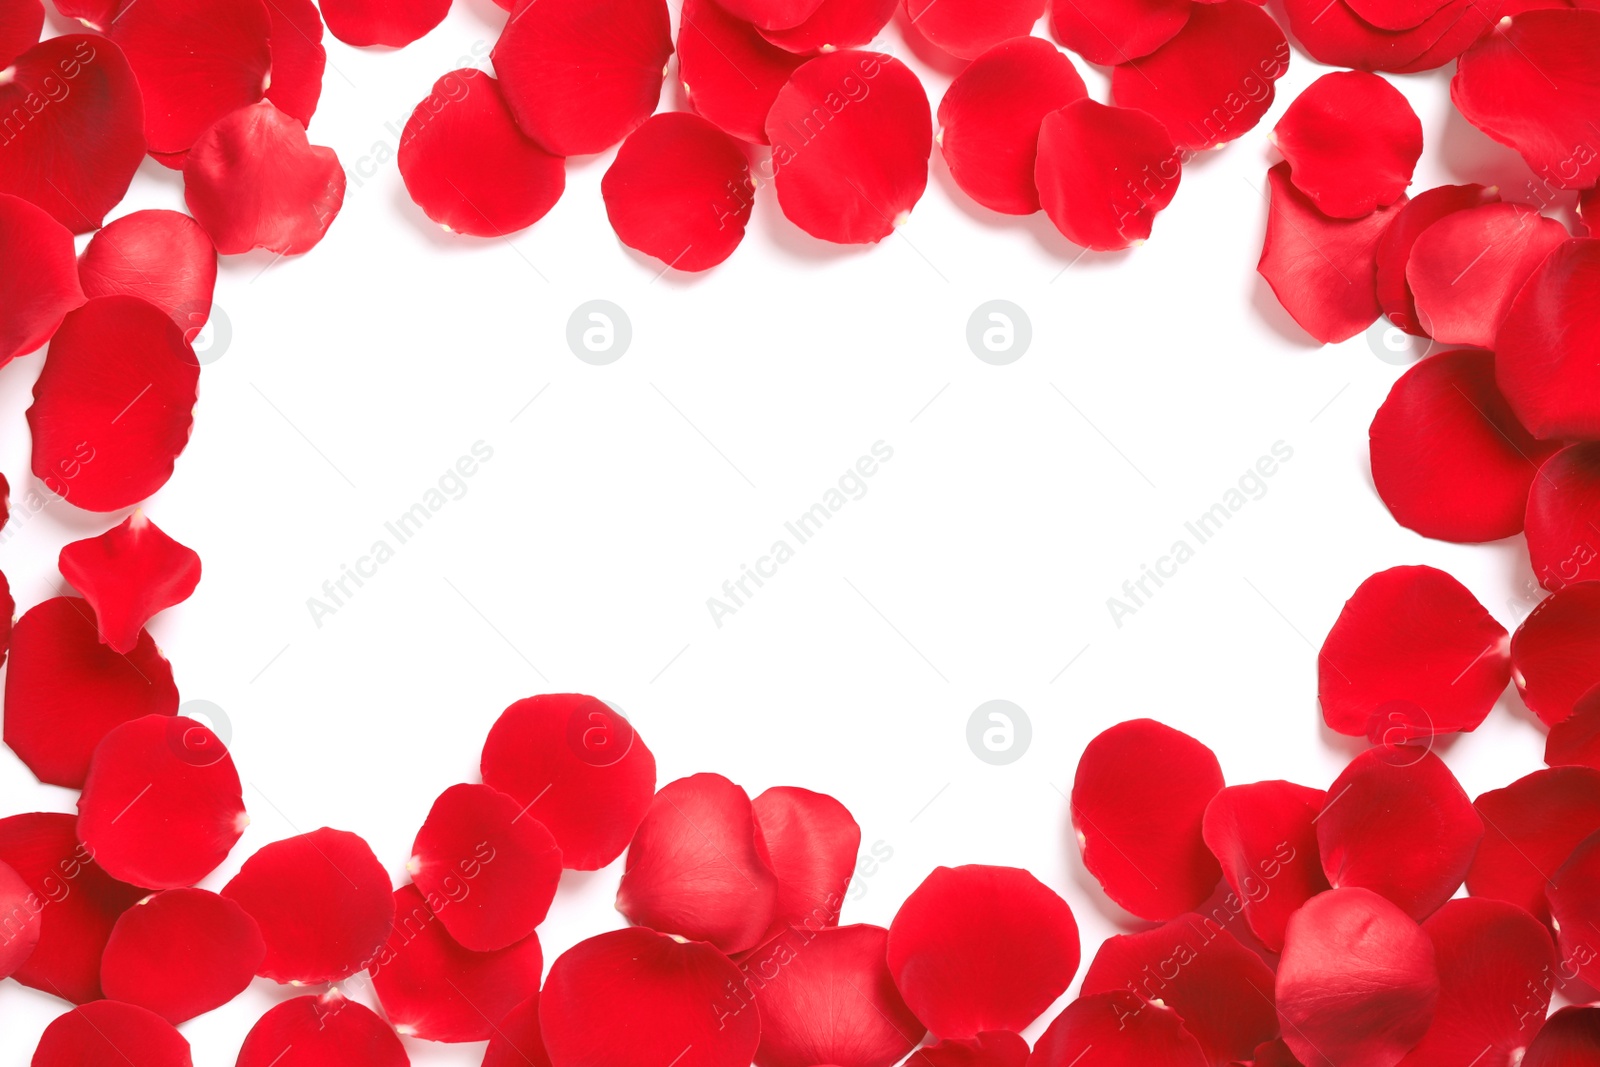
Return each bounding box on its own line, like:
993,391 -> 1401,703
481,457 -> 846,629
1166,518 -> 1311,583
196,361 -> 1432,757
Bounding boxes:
1346,0 -> 1450,29
0,812 -> 143,1003
262,0 -> 325,125
1496,238 -> 1600,440
911,1032 -> 1031,1067
1028,991 -> 1209,1067
1376,184 -> 1500,335
58,512 -> 202,655
54,0 -> 121,30
758,0 -> 896,53
540,928 -> 761,1067
715,0 -> 826,30
1547,829 -> 1600,987
78,715 -> 245,890
484,994 -> 552,1067
1528,444 -> 1600,591
1049,0 -> 1189,66
408,783 -> 561,952
1317,748 -> 1483,921
0,858 -> 40,979
398,69 -> 565,238
480,694 -> 657,871
221,827 -> 394,985
0,36 -> 145,233
4,596 -> 178,789
0,0 -> 40,66
1071,719 -> 1225,921
1080,914 -> 1278,1065
1511,580 -> 1600,726
1580,186 -> 1598,236
320,0 -> 447,46
0,570 -> 12,668
1524,1006 -> 1600,1067
1452,11 -> 1600,192
77,210 -> 217,344
27,296 -> 199,512
492,0 -> 673,156
751,785 -> 860,936
1251,1040 -> 1305,1067
1110,0 -> 1288,151
100,888 -> 265,1024
903,0 -> 1045,59
1036,98 -> 1181,251
937,37 -> 1087,216
1547,684 -> 1600,770
1318,565 -> 1510,740
0,193 -> 84,366
1406,203 -> 1569,348
236,992 -> 409,1067
747,924 -> 926,1067
1469,767 -> 1600,925
1272,70 -> 1421,219
109,0 -> 270,155
616,772 -> 778,953
32,1001 -> 190,1067
1201,781 -> 1330,953
184,101 -> 346,255
887,864 -> 1080,1038
1276,889 -> 1438,1067
1258,162 -> 1400,343
602,112 -> 754,271
1369,351 -> 1560,544
765,50 -> 932,244
1282,0 -> 1503,74
679,0 -> 804,145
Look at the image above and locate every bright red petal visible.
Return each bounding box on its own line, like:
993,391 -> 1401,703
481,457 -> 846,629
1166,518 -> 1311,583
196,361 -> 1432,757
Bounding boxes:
714,0 -> 825,30
221,828 -> 394,985
1049,0 -> 1189,66
1527,444 -> 1600,590
1282,0 -> 1504,73
887,864 -> 1080,1038
320,0 -> 447,46
679,0 -> 805,144
1496,238 -> 1600,440
58,512 -> 202,654
1547,829 -> 1600,988
1201,781 -> 1329,953
262,0 -> 325,125
910,1032 -> 1031,1067
100,888 -> 265,1024
0,193 -> 84,366
31,1001 -> 190,1066
758,0 -> 896,52
1547,684 -> 1600,770
1376,184 -> 1499,334
1511,580 -> 1600,726
4,596 -> 177,789
1071,719 -> 1224,921
1469,767 -> 1600,924
765,51 -> 932,244
1028,992 -> 1209,1067
751,785 -> 860,936
903,0 -> 1046,59
236,992 -> 409,1067
0,0 -> 41,66
1346,0 -> 1449,29
1407,203 -> 1569,347
1036,98 -> 1181,250
0,858 -> 40,979
1524,1006 -> 1600,1067
77,210 -> 217,343
1273,70 -> 1421,219
484,994 -> 552,1067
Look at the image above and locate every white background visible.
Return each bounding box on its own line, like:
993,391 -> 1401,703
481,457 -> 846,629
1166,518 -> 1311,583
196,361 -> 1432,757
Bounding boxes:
0,1 -> 1582,1061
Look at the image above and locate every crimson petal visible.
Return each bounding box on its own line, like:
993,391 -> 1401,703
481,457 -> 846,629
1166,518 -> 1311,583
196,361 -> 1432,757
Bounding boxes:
1347,0 -> 1450,29
1028,992 -> 1208,1067
235,993 -> 408,1067
58,512 -> 202,654
77,210 -> 217,343
1282,0 -> 1504,74
1524,1006 -> 1600,1067
1273,70 -> 1421,219
752,785 -> 860,936
758,0 -> 896,52
1469,767 -> 1600,925
1511,580 -> 1600,726
679,0 -> 805,145
0,858 -> 39,979
263,0 -> 325,125
0,193 -> 84,366
0,0 -> 40,66
714,0 -> 826,30
32,1001 -> 190,1066
1036,98 -> 1181,250
902,0 -> 1046,59
1496,238 -> 1600,440
1547,829 -> 1600,987
1376,183 -> 1499,335
1407,203 -> 1568,348
1049,0 -> 1189,66
1547,684 -> 1600,770
1527,444 -> 1600,590
320,0 -> 447,46
484,994 -> 552,1067
1201,781 -> 1329,952
911,1033 -> 1031,1067
100,888 -> 265,1024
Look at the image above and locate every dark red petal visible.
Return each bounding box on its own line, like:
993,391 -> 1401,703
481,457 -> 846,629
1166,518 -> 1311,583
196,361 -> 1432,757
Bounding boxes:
765,50 -> 932,244
1547,830 -> 1600,988
1528,444 -> 1600,591
714,0 -> 825,30
0,0 -> 40,66
100,888 -> 264,1024
1511,580 -> 1600,726
58,512 -> 202,655
1346,0 -> 1449,29
0,858 -> 40,979
937,37 -> 1087,216
1028,991 -> 1208,1067
1080,914 -> 1277,1065
480,693 -> 657,871
4,596 -> 178,789
1252,1040 -> 1305,1067
320,0 -> 447,46
1317,565 -> 1509,739
398,69 -> 565,238
236,992 -> 408,1067
1258,162 -> 1400,344
408,782 -> 561,952
1317,748 -> 1483,921
1376,184 -> 1500,334
1272,70 -> 1421,219
1496,238 -> 1600,440
1407,203 -> 1569,348
221,827 -> 394,985
0,36 -> 145,233
109,0 -> 270,154
540,928 -> 761,1067
751,785 -> 859,935
1469,767 -> 1600,924
758,0 -> 896,53
1201,781 -> 1329,953
903,0 -> 1045,59
1524,1006 -> 1600,1067
616,772 -> 778,954
1071,719 -> 1224,921
747,924 -> 926,1067
32,1001 -> 190,1066
263,0 -> 325,125
184,101 -> 346,255
887,864 -> 1080,1038
484,994 -> 552,1067
77,210 -> 217,344
679,0 -> 805,144
1281,0 -> 1504,74
1369,351 -> 1559,544
27,296 -> 199,512
1049,0 -> 1188,65
1547,683 -> 1600,770
0,812 -> 143,1003
1452,11 -> 1600,191
492,0 -> 673,156
0,570 -> 13,669
911,1032 -> 1031,1067
78,715 -> 245,890
1036,98 -> 1181,250
602,111 -> 753,271
1110,1 -> 1288,151
1580,186 -> 1598,236
0,193 -> 84,365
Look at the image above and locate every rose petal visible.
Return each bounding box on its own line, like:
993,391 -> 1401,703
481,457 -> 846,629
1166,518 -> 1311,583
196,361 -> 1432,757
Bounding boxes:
1346,0 -> 1450,30
0,0 -> 41,66
714,0 -> 826,30
751,785 -> 860,936
1049,0 -> 1189,66
887,864 -> 1080,1038
100,888 -> 265,1024
77,210 -> 217,343
1527,444 -> 1600,591
1035,98 -> 1182,251
0,193 -> 84,366
0,858 -> 40,979
1251,1041 -> 1305,1067
1281,0 -> 1504,73
1580,186 -> 1598,236
1524,1006 -> 1600,1067
1547,683 -> 1600,770
1547,829 -> 1600,988
1511,580 -> 1600,726
1201,781 -> 1329,952
765,50 -> 932,244
1376,184 -> 1500,334
58,512 -> 202,654
484,994 -> 552,1067
1028,991 -> 1209,1067
31,1001 -> 190,1066
758,0 -> 896,53
320,0 -> 447,46
235,992 -> 408,1067
1071,719 -> 1225,921
1469,767 -> 1600,926
679,0 -> 805,145
221,827 -> 394,985
1273,70 -> 1421,219
902,0 -> 1046,59
910,1032 -> 1031,1067
54,0 -> 122,30
263,0 -> 325,125
1496,238 -> 1600,440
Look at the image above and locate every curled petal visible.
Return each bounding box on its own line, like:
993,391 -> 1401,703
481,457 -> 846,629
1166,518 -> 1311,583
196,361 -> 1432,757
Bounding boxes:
1028,991 -> 1209,1067
752,785 -> 860,935
236,992 -> 408,1067
31,1001 -> 190,1066
1035,98 -> 1182,251
0,859 -> 40,979
679,0 -> 805,145
1273,70 -> 1421,219
902,0 -> 1047,59
484,994 -> 552,1067
59,512 -> 202,654
1547,684 -> 1600,770
1469,767 -> 1600,925
1201,781 -> 1329,953
77,210 -> 217,343
1524,1006 -> 1600,1067
0,193 -> 84,366
1547,830 -> 1600,988
1407,203 -> 1568,348
1375,183 -> 1500,335
320,0 -> 447,46
1496,238 -> 1600,440
1511,580 -> 1600,726
1071,719 -> 1224,921
1528,444 -> 1600,591
263,0 -> 325,125
911,1033 -> 1031,1067
101,888 -> 265,1024
758,0 -> 896,53
887,865 -> 1080,1038
1048,0 -> 1189,66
